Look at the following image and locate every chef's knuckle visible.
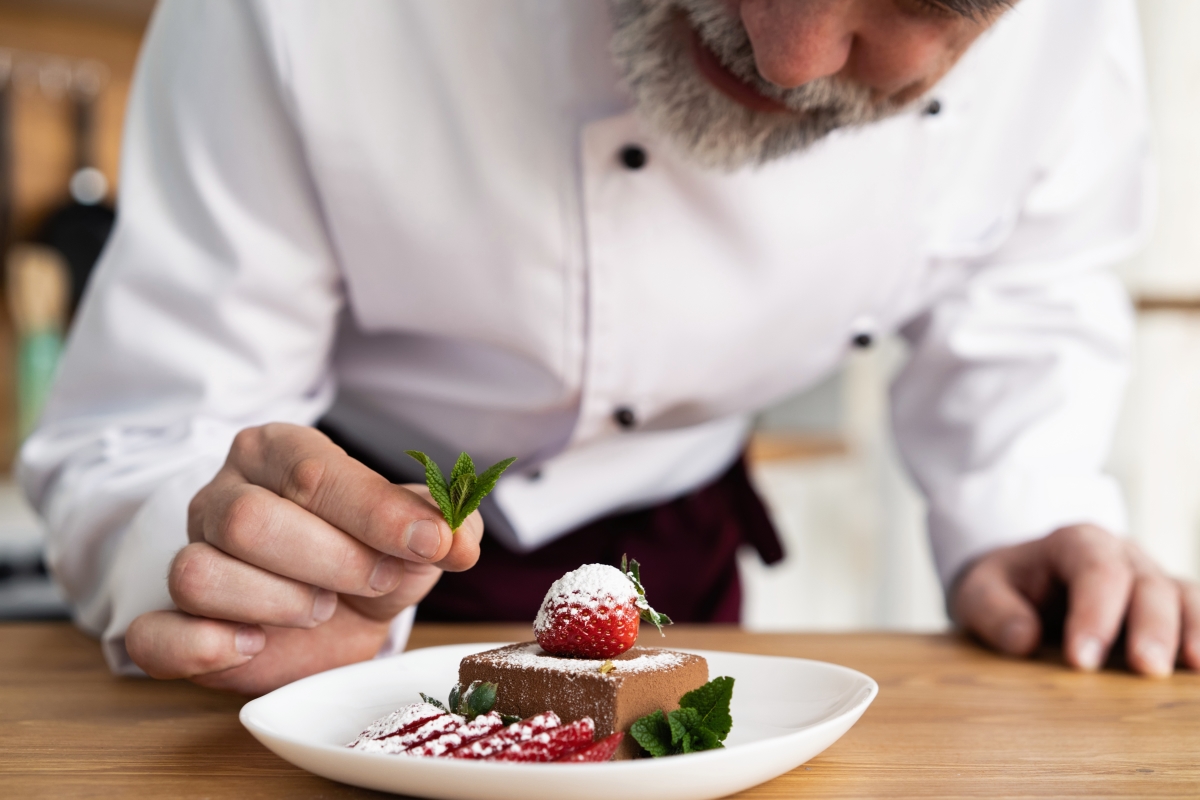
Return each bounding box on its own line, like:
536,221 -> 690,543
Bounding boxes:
284,456 -> 328,508
230,426 -> 267,465
219,492 -> 270,552
168,545 -> 216,607
190,622 -> 236,673
1140,573 -> 1179,601
186,488 -> 210,535
1056,524 -> 1100,550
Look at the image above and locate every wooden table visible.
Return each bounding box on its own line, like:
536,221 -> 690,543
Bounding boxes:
2,622 -> 1198,798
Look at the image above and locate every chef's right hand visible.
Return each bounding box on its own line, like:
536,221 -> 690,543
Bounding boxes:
125,422 -> 483,694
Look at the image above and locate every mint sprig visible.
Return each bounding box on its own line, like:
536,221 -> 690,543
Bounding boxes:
630,676 -> 734,757
405,451 -> 516,531
621,554 -> 672,634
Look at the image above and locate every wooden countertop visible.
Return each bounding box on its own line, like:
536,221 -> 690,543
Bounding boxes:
2,622 -> 1198,798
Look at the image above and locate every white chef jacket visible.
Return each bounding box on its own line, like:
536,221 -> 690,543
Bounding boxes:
18,0 -> 1150,675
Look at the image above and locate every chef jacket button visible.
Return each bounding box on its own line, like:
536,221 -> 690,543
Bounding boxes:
613,406 -> 637,429
923,98 -> 942,116
852,332 -> 874,349
618,145 -> 648,170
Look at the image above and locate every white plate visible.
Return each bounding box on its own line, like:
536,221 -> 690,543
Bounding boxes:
240,642 -> 878,800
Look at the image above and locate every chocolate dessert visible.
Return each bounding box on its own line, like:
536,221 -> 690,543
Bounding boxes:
459,642 -> 708,760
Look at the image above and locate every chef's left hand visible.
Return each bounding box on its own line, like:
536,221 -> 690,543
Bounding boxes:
951,524 -> 1200,676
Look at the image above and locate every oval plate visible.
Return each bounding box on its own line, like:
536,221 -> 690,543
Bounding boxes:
240,643 -> 878,800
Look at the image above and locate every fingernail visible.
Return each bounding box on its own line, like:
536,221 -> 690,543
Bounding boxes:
235,625 -> 266,656
1000,619 -> 1035,653
312,589 -> 337,623
370,556 -> 403,592
1073,636 -> 1104,671
405,519 -> 442,560
1134,641 -> 1172,678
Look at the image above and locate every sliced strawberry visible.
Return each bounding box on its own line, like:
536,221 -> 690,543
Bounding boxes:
489,717 -> 595,763
555,731 -> 624,762
348,702 -> 445,748
405,712 -> 505,758
353,712 -> 465,755
448,712 -> 561,760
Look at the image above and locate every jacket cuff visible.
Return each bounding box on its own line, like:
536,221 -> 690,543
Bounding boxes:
929,470 -> 1128,591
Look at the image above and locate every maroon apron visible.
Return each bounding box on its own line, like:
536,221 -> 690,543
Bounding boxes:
319,424 -> 784,624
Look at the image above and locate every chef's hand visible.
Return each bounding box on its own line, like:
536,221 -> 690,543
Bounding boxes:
951,524 -> 1200,677
125,423 -> 482,695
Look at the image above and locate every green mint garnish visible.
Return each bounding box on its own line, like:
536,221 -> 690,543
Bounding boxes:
419,693 -> 448,713
630,676 -> 734,757
427,681 -> 502,721
630,710 -> 673,758
405,450 -> 516,531
621,553 -> 673,634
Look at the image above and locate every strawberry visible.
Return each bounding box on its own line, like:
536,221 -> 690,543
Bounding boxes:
448,712 -> 562,760
556,731 -> 625,762
534,556 -> 672,659
488,717 -> 595,763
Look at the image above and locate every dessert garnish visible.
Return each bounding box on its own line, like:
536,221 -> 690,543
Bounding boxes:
630,676 -> 735,757
405,450 -> 516,531
420,680 -> 519,724
349,701 -> 624,762
534,555 -> 673,659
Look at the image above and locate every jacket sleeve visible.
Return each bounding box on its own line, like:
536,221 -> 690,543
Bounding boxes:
891,4 -> 1153,590
17,0 -> 343,673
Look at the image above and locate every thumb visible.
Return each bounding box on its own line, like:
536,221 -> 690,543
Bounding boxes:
953,561 -> 1042,656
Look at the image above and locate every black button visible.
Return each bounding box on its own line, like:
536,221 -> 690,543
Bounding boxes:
619,145 -> 648,170
527,469 -> 543,482
923,99 -> 942,116
613,406 -> 637,429
852,332 -> 874,349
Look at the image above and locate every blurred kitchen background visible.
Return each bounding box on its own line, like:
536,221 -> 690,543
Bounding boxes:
0,0 -> 1198,631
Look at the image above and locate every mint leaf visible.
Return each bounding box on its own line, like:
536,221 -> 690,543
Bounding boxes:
678,676 -> 734,741
463,681 -> 498,719
420,693 -> 448,713
405,451 -> 515,531
450,451 -> 475,487
448,453 -> 476,529
630,710 -> 673,758
405,451 -> 453,523
667,707 -> 721,753
461,456 -> 517,520
620,553 -> 673,635
630,677 -> 735,758
447,684 -> 462,714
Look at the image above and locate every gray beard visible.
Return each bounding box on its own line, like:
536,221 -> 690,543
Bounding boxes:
610,0 -> 909,170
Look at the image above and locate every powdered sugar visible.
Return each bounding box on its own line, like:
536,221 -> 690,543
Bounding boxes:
484,642 -> 685,674
352,712 -> 465,754
402,712 -> 504,757
534,564 -> 637,634
451,711 -> 562,759
350,702 -> 443,744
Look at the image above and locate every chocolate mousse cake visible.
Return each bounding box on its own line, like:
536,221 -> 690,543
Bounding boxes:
459,642 -> 708,760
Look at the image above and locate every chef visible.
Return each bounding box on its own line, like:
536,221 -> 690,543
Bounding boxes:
20,0 -> 1199,694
